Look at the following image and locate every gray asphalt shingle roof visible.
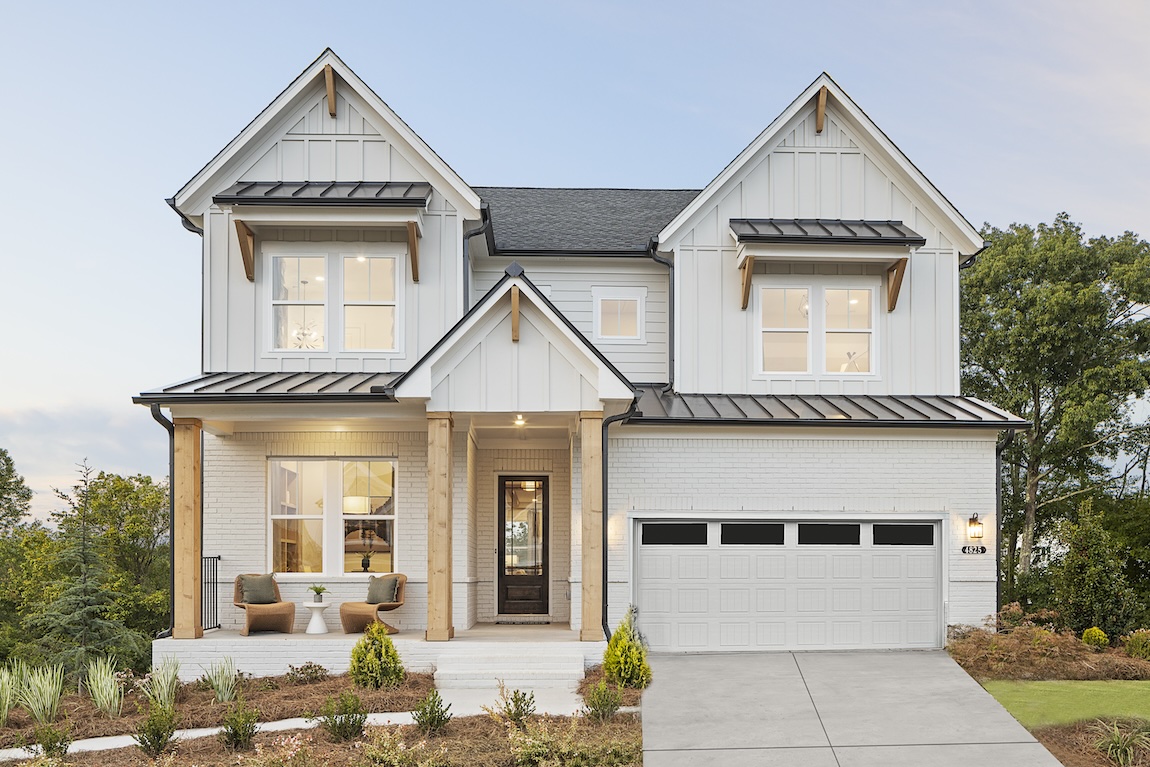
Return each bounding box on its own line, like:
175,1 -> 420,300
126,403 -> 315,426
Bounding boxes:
474,187 -> 700,253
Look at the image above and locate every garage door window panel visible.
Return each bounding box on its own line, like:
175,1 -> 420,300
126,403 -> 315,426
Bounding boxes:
721,523 -> 784,545
642,523 -> 707,545
798,523 -> 860,545
873,524 -> 934,546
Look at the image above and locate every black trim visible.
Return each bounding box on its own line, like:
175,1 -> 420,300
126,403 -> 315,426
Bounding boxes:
149,405 -> 175,639
629,416 -> 1025,430
133,393 -> 394,405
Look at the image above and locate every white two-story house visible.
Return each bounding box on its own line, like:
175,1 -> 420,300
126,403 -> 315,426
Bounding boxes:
136,50 -> 1024,663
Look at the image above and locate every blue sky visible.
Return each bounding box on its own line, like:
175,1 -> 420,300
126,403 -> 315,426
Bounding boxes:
1,0 -> 1147,517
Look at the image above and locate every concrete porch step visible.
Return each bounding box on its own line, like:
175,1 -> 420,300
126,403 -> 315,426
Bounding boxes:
434,651 -> 586,690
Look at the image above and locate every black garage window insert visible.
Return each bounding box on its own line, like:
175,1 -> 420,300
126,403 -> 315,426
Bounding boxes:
641,523 -> 707,545
873,524 -> 934,546
721,523 -> 784,545
798,523 -> 860,545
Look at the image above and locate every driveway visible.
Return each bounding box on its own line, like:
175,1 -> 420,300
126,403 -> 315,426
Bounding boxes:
642,651 -> 1062,766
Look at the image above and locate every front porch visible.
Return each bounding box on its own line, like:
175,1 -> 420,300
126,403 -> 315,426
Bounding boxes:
154,623 -> 607,682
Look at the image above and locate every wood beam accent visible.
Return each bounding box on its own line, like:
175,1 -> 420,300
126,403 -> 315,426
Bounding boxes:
816,85 -> 828,134
887,257 -> 908,312
324,64 -> 337,117
426,413 -> 454,641
234,220 -> 256,282
580,413 -> 604,641
173,418 -> 203,639
740,256 -> 755,310
407,221 -> 420,283
510,285 -> 520,342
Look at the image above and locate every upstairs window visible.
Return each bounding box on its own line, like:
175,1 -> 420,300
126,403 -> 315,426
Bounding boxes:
592,286 -> 646,343
760,288 -> 810,372
272,256 -> 327,350
825,289 -> 872,373
343,256 -> 397,351
758,284 -> 876,376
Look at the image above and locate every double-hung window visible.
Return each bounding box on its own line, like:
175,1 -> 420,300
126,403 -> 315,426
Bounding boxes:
758,284 -> 875,375
269,458 -> 398,576
343,256 -> 397,351
272,256 -> 327,350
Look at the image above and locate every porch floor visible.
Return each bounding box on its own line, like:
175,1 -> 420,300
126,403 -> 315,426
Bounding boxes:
154,623 -> 607,681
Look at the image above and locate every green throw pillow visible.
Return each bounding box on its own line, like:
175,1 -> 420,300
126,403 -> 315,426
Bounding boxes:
240,574 -> 278,604
366,574 -> 399,604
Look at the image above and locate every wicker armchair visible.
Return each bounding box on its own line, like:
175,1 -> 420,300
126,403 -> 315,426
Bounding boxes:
233,574 -> 295,636
340,574 -> 407,634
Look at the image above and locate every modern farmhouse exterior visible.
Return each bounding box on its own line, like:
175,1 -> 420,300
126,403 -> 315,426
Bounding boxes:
136,49 -> 1025,660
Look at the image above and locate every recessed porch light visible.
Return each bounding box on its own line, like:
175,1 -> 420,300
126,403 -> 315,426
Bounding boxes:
514,414 -> 526,426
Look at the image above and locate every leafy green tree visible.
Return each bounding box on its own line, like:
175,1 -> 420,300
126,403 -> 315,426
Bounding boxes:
1050,500 -> 1138,637
960,214 -> 1150,599
0,448 -> 32,532
23,463 -> 148,676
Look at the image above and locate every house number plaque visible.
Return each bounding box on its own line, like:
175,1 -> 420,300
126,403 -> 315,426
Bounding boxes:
961,545 -> 987,554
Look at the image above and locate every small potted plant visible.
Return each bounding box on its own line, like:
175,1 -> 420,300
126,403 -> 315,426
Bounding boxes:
307,584 -> 327,603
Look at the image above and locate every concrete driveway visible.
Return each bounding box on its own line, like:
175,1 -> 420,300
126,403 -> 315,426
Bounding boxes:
642,651 -> 1063,766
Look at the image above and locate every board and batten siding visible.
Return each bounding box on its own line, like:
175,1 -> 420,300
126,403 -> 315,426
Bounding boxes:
604,427 -> 999,632
666,102 -> 964,396
472,259 -> 670,384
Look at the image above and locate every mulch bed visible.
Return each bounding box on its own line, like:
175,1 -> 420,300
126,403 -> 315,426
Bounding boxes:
577,665 -> 644,707
1031,720 -> 1150,767
948,626 -> 1150,681
0,672 -> 435,749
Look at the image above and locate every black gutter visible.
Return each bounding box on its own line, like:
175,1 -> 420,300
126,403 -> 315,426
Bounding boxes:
462,204 -> 492,309
959,240 -> 992,270
602,397 -> 641,642
995,428 -> 1017,621
493,250 -> 653,258
165,197 -> 203,235
628,416 -> 1030,430
134,393 -> 398,406
150,404 -> 176,639
647,237 -> 675,393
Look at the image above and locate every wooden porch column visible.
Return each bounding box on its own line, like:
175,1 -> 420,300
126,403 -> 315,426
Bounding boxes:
579,412 -> 604,641
426,413 -> 454,641
172,418 -> 203,639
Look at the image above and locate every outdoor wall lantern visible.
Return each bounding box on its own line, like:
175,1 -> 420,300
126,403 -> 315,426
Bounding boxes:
968,513 -> 984,539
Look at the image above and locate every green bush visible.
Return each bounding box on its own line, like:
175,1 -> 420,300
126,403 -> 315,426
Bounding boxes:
1051,501 -> 1138,638
349,622 -> 405,689
484,681 -> 535,730
1083,627 -> 1110,650
141,658 -> 181,710
362,728 -> 449,767
19,665 -> 64,725
508,718 -> 642,767
203,656 -> 238,703
1092,719 -> 1150,767
1122,630 -> 1150,661
411,690 -> 452,736
85,656 -> 124,718
0,667 -> 15,727
603,606 -> 652,689
29,723 -> 72,759
310,691 -> 367,741
219,698 -> 260,751
582,679 -> 622,722
286,661 -> 329,685
134,702 -> 178,758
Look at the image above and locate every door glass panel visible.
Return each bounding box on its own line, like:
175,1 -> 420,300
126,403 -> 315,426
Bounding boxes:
504,479 -> 544,576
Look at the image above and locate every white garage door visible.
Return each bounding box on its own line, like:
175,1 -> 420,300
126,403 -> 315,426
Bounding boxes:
636,520 -> 940,652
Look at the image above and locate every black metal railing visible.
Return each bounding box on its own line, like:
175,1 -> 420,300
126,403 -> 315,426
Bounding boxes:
202,555 -> 222,630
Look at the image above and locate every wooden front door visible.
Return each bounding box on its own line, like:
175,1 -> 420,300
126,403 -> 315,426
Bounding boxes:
498,476 -> 549,615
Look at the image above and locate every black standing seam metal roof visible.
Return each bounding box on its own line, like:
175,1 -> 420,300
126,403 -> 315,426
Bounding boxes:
474,187 -> 701,253
214,181 -> 433,206
729,219 -> 926,247
132,371 -> 401,404
630,386 -> 1029,428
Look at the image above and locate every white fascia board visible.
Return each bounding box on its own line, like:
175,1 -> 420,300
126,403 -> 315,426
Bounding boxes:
734,240 -> 916,268
393,276 -> 633,401
659,73 -> 982,255
173,49 -> 481,220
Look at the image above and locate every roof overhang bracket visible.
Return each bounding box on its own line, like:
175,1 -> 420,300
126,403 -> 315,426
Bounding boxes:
740,256 -> 755,310
886,257 -> 908,312
816,86 -> 828,134
324,64 -> 337,118
406,220 -> 420,282
234,219 -> 256,282
511,285 -> 521,341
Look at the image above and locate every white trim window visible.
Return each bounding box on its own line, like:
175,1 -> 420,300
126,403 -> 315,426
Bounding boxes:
343,255 -> 398,351
757,284 -> 876,376
271,256 -> 327,350
592,286 -> 646,343
268,458 -> 398,576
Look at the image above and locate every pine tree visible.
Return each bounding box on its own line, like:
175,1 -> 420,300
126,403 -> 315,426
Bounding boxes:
23,463 -> 146,677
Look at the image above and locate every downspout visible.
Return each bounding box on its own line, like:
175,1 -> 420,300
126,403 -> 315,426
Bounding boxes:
461,204 -> 492,309
647,237 -> 675,393
150,404 -> 176,639
995,428 -> 1016,626
601,396 -> 641,641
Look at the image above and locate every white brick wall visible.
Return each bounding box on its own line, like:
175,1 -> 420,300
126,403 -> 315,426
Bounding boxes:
606,428 -> 999,630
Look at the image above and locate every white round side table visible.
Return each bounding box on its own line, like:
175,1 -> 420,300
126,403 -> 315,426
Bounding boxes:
304,601 -> 330,634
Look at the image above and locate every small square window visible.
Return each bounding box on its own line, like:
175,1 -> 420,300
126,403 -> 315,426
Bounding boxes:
592,287 -> 646,342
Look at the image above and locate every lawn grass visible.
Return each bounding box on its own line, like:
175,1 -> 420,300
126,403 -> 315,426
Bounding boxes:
983,680 -> 1150,728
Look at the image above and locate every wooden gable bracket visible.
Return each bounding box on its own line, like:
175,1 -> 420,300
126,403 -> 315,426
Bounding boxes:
886,257 -> 908,312
511,285 -> 521,342
740,256 -> 755,310
816,86 -> 828,134
407,221 -> 420,282
324,64 -> 337,117
234,219 -> 256,282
